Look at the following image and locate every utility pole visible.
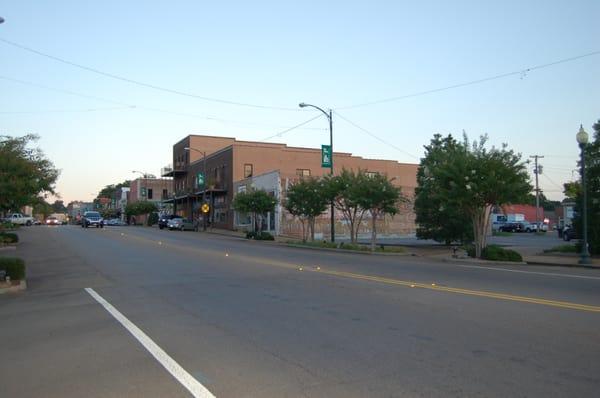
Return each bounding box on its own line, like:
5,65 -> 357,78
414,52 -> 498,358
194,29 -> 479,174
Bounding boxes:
530,155 -> 544,230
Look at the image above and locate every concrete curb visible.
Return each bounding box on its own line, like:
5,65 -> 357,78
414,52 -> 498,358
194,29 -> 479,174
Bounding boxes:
0,245 -> 17,251
524,260 -> 600,269
282,243 -> 412,256
443,257 -> 527,266
0,279 -> 27,294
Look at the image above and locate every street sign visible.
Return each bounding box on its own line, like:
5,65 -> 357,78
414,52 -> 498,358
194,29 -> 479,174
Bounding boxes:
197,172 -> 205,187
201,203 -> 210,213
321,145 -> 332,168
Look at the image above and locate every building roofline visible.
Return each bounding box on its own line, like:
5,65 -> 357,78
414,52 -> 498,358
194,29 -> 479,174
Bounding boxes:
176,134 -> 418,166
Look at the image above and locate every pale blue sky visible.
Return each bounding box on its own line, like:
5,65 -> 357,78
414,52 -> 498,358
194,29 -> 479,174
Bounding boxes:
1,1 -> 599,203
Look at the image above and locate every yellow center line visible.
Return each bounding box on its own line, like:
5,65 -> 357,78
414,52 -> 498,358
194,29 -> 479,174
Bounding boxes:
104,228 -> 600,313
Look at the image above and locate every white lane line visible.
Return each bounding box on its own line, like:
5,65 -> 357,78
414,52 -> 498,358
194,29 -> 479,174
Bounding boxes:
85,288 -> 216,398
452,263 -> 600,280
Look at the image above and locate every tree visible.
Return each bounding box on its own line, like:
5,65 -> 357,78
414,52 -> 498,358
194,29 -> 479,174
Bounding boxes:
51,200 -> 67,213
324,169 -> 371,243
567,119 -> 600,255
125,201 -> 157,225
415,134 -> 531,258
285,177 -> 329,242
232,190 -> 277,233
415,134 -> 474,244
0,135 -> 59,215
33,199 -> 53,219
96,180 -> 131,201
357,173 -> 405,251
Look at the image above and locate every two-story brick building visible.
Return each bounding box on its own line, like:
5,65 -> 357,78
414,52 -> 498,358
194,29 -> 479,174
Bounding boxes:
163,134 -> 418,238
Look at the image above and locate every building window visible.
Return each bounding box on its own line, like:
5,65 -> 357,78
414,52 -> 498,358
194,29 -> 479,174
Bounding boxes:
296,169 -> 311,177
366,171 -> 378,178
147,188 -> 153,199
244,164 -> 253,178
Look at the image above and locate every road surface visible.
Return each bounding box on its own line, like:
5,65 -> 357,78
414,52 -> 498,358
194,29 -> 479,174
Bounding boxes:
1,226 -> 599,397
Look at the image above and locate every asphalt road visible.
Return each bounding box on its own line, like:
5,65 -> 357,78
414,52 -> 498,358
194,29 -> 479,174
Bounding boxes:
1,226 -> 599,397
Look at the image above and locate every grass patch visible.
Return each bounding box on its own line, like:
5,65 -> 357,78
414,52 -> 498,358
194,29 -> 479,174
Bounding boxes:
493,231 -> 513,237
0,232 -> 19,244
544,244 -> 578,253
286,240 -> 405,253
0,257 -> 25,280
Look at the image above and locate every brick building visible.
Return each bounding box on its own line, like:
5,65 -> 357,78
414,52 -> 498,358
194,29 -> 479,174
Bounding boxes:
163,135 -> 418,237
129,177 -> 173,223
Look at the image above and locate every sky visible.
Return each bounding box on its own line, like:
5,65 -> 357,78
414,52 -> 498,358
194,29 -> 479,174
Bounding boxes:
1,1 -> 599,203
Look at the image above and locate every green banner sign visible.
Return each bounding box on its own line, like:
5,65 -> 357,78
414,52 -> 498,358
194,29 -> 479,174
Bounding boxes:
321,145 -> 332,168
197,172 -> 205,187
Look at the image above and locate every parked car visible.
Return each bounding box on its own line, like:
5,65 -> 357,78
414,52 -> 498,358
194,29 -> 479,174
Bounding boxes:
159,214 -> 181,230
4,213 -> 35,226
81,211 -> 104,228
499,223 -> 524,233
45,216 -> 60,226
562,225 -> 578,241
167,218 -> 196,231
105,218 -> 126,226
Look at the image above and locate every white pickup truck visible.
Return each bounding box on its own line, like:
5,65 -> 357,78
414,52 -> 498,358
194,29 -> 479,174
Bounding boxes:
4,213 -> 35,226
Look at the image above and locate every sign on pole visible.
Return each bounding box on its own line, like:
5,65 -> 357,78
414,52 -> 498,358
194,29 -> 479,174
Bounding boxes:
321,145 -> 332,168
197,172 -> 205,188
201,203 -> 210,214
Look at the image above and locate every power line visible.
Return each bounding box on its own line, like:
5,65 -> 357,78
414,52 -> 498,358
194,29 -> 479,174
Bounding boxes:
336,50 -> 600,110
0,74 -> 324,131
0,75 -> 133,106
260,114 -> 324,141
0,37 -> 299,111
333,111 -> 420,160
542,173 -> 566,191
0,106 -> 134,114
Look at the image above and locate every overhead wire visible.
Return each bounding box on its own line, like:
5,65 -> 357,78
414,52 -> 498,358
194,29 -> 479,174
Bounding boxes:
336,50 -> 600,110
0,75 -> 324,131
0,106 -> 133,114
333,111 -> 420,160
260,114 -> 324,141
0,37 -> 299,111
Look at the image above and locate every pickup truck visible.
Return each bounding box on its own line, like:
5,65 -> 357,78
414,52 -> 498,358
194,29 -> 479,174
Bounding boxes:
4,213 -> 35,226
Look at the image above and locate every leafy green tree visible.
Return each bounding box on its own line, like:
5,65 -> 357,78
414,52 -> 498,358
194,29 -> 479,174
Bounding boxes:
51,200 -> 67,213
415,134 -> 531,258
96,180 -> 131,201
232,190 -> 277,233
415,134 -> 473,245
357,173 -> 405,251
33,199 -> 53,219
567,119 -> 600,255
0,135 -> 59,214
285,177 -> 329,242
324,169 -> 370,243
125,201 -> 157,225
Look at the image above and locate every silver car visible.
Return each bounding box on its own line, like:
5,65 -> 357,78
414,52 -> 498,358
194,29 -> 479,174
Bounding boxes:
167,218 -> 196,231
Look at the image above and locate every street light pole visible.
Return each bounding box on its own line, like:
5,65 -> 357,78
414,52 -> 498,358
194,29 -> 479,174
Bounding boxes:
299,102 -> 335,242
576,125 -> 592,265
184,147 -> 207,230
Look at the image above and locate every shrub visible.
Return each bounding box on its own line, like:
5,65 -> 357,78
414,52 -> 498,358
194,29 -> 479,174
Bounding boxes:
1,232 -> 19,244
255,232 -> 275,240
0,257 -> 26,280
245,231 -> 256,239
481,245 -> 523,262
339,242 -> 370,251
147,212 -> 159,226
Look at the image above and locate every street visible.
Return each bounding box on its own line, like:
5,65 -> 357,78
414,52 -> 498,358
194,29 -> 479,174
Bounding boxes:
1,226 -> 599,397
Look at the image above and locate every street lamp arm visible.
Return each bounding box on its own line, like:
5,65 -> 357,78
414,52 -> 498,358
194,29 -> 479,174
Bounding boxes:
299,103 -> 331,120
